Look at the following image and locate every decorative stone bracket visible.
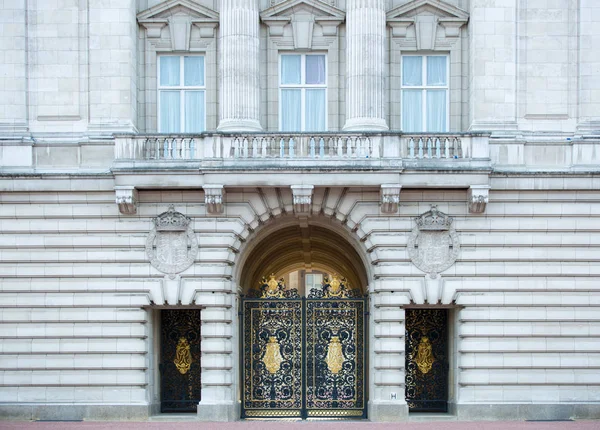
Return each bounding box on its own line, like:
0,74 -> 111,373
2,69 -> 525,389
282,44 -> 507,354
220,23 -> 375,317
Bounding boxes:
291,185 -> 314,215
380,184 -> 402,214
203,184 -> 225,214
468,185 -> 490,214
115,186 -> 138,215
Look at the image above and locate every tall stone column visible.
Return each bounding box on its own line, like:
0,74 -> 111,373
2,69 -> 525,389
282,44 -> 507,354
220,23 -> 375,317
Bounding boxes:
217,0 -> 262,131
343,0 -> 388,131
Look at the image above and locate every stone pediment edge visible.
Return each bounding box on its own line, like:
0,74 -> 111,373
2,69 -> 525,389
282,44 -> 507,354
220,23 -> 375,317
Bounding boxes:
261,0 -> 345,20
137,0 -> 219,21
386,0 -> 469,21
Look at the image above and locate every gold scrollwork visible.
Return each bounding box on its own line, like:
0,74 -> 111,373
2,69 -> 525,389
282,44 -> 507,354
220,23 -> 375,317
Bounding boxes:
261,274 -> 285,298
325,336 -> 345,374
416,336 -> 434,374
262,336 -> 284,374
174,337 -> 192,375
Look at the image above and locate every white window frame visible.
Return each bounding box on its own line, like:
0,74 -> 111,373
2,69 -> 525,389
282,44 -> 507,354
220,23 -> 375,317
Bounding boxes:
400,54 -> 450,133
279,53 -> 328,132
157,54 -> 206,133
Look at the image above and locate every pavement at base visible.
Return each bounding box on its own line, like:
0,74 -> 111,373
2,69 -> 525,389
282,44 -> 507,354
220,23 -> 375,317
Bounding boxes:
1,421 -> 600,430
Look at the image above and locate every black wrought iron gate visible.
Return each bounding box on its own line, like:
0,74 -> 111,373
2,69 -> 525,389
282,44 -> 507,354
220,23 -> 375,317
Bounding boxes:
242,276 -> 367,419
405,309 -> 448,412
160,309 -> 202,413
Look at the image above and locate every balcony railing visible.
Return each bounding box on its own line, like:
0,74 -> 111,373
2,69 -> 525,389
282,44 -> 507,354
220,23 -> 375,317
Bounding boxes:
114,132 -> 489,165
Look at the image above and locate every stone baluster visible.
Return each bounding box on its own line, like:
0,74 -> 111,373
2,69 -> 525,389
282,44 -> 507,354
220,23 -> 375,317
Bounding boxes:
217,0 -> 262,131
343,0 -> 388,131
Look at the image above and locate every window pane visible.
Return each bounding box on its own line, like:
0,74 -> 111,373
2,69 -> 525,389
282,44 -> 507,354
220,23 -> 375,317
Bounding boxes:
184,91 -> 205,133
184,56 -> 204,86
160,56 -> 180,86
426,90 -> 447,132
160,91 -> 180,133
281,89 -> 301,131
306,55 -> 326,84
402,56 -> 422,86
281,55 -> 301,85
427,56 -> 447,86
305,89 -> 326,131
402,90 -> 423,132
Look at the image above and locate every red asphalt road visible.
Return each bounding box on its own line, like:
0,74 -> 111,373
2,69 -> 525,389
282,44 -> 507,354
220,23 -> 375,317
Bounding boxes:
1,421 -> 600,430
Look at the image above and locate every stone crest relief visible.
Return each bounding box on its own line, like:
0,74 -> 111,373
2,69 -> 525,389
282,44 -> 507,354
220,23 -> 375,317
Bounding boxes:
146,206 -> 198,275
407,206 -> 460,276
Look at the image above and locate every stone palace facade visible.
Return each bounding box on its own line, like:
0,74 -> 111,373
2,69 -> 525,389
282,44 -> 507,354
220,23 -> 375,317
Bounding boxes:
1,0 -> 599,422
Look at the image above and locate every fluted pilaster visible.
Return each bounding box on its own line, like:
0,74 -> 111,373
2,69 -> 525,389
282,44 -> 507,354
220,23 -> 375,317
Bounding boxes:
217,0 -> 262,131
343,0 -> 388,131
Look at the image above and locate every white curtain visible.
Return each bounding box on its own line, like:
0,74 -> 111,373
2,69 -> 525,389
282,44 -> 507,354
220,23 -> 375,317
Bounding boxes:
427,56 -> 447,86
305,89 -> 326,131
184,56 -> 204,86
281,89 -> 301,131
306,55 -> 326,84
426,90 -> 446,132
402,90 -> 422,132
160,56 -> 180,86
185,91 -> 205,132
160,91 -> 180,133
402,56 -> 422,86
281,55 -> 301,84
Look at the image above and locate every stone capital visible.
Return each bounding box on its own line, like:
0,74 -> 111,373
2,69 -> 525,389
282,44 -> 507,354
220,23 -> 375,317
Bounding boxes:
203,185 -> 225,214
468,185 -> 490,214
115,186 -> 138,215
291,185 -> 314,215
380,184 -> 402,214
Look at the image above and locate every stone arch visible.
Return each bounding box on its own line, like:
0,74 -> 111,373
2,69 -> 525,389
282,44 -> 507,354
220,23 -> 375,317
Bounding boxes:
234,214 -> 373,294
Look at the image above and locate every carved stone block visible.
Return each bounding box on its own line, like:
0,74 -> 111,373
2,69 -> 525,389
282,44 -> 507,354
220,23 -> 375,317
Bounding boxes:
380,184 -> 402,213
468,185 -> 490,214
203,184 -> 225,214
291,185 -> 314,215
115,186 -> 138,215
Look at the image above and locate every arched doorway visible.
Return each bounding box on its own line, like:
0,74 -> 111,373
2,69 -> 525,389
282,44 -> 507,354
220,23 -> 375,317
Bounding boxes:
237,221 -> 369,419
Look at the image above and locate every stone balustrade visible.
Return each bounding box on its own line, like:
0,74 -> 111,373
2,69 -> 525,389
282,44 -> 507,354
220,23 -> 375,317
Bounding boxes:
113,132 -> 490,164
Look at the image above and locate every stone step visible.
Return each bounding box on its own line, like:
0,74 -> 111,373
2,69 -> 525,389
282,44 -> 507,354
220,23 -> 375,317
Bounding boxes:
409,413 -> 458,422
149,414 -> 198,422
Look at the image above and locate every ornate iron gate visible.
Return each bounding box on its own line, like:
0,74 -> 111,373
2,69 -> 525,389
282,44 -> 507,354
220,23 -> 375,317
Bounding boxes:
405,309 -> 448,412
160,309 -> 202,413
242,276 -> 367,419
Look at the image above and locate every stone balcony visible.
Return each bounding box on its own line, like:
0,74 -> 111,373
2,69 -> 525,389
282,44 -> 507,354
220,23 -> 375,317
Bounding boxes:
111,132 -> 491,192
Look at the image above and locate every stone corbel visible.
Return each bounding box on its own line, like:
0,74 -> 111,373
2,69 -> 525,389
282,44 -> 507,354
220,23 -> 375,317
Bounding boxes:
468,185 -> 490,214
314,17 -> 344,36
438,18 -> 467,38
291,185 -> 314,215
139,20 -> 168,39
203,185 -> 225,214
192,20 -> 218,38
115,186 -> 138,215
380,184 -> 402,214
388,19 -> 414,37
262,17 -> 291,36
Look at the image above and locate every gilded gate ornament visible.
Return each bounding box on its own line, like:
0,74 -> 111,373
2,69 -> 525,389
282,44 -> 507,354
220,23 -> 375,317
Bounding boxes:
415,336 -> 434,374
325,336 -> 345,374
262,336 -> 284,374
174,337 -> 192,375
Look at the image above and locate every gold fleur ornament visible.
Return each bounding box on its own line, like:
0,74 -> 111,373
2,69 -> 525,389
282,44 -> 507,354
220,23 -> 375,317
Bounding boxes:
174,337 -> 192,375
262,336 -> 284,374
416,336 -> 434,374
325,336 -> 345,374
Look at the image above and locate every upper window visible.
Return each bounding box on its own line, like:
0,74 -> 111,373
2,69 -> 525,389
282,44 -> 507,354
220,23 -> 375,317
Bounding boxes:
280,54 -> 327,132
158,55 -> 205,133
401,55 -> 448,133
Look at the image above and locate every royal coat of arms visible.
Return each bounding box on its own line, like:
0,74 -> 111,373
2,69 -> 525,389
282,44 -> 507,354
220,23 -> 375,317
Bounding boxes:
407,206 -> 460,276
146,206 -> 198,274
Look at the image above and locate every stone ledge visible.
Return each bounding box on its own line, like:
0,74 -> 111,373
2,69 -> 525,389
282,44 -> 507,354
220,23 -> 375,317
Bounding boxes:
456,403 -> 600,421
0,404 -> 150,421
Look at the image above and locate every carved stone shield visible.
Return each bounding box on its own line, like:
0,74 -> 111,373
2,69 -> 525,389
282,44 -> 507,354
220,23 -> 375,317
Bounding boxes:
146,206 -> 198,274
407,206 -> 460,275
